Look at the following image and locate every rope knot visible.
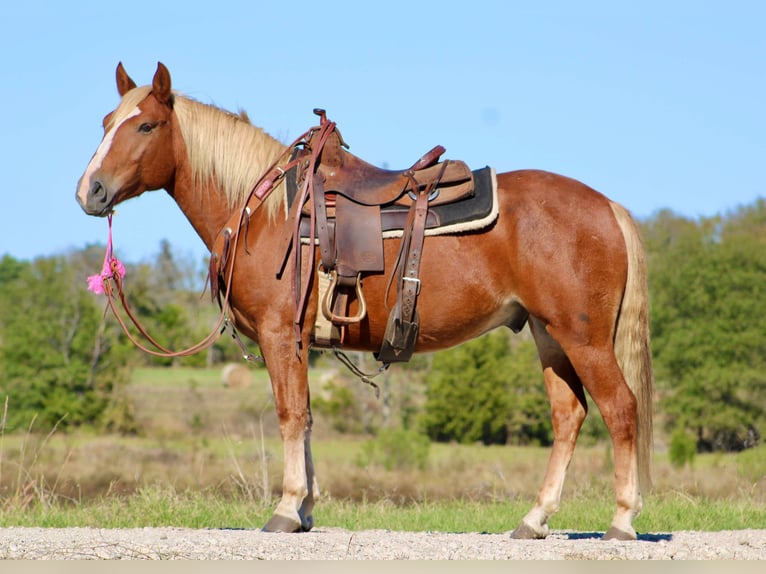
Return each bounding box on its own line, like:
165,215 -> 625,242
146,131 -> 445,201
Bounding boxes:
87,214 -> 125,294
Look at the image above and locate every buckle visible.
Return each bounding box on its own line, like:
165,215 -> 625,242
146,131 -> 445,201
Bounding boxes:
402,276 -> 421,294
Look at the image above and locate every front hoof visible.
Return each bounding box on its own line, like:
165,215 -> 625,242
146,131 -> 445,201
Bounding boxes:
511,521 -> 548,540
262,513 -> 303,533
301,514 -> 314,532
603,526 -> 637,541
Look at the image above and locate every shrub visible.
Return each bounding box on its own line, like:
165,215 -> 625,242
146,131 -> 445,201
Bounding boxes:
736,444 -> 766,484
357,428 -> 430,471
668,428 -> 697,468
313,380 -> 364,434
421,331 -> 550,445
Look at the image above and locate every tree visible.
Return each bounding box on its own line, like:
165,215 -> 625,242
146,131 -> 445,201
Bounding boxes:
643,205 -> 766,451
0,254 -> 132,432
504,336 -> 555,446
420,330 -> 549,445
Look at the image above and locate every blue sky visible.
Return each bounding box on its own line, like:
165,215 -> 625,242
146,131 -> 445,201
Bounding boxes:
2,1 -> 764,265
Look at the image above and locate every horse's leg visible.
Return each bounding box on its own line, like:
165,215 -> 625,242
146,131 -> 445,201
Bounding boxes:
546,324 -> 642,541
297,395 -> 320,530
512,318 -> 588,540
259,335 -> 315,532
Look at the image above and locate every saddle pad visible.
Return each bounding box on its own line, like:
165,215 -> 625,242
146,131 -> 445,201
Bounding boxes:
396,166 -> 497,238
292,166 -> 498,242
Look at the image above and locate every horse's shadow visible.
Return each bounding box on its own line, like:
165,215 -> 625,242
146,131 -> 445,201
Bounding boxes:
220,527 -> 673,542
566,532 -> 673,542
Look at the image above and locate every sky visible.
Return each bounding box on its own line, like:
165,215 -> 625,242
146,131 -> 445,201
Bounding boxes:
1,0 -> 764,266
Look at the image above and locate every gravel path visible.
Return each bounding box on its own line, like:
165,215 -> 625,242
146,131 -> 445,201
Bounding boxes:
1,527 -> 765,559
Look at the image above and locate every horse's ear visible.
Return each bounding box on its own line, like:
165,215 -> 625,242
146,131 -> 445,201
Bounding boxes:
152,62 -> 173,106
116,62 -> 137,96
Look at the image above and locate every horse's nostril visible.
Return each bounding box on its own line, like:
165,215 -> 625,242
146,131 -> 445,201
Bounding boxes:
91,181 -> 106,201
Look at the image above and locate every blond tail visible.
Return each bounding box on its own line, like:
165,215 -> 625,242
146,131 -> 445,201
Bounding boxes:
609,201 -> 654,492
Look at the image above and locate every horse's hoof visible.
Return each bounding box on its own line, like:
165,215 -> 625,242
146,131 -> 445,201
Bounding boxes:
301,514 -> 314,532
261,513 -> 303,533
510,521 -> 547,540
603,526 -> 637,541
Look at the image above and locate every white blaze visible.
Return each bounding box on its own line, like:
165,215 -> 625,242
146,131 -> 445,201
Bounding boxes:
76,106 -> 141,203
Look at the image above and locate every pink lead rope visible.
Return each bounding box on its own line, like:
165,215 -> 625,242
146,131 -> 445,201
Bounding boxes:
87,214 -> 125,294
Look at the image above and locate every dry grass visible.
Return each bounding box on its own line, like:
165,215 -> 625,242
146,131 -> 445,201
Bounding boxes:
2,428 -> 764,508
1,366 -> 764,523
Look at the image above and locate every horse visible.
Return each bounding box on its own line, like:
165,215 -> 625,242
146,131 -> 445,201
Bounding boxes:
76,62 -> 653,540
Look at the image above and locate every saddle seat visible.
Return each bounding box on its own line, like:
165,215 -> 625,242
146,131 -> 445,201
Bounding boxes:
312,139 -> 474,208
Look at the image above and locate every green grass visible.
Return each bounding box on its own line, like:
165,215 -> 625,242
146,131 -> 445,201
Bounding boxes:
1,486 -> 764,533
1,366 -> 764,533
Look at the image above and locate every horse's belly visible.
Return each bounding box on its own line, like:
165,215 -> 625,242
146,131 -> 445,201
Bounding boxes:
341,289 -> 526,354
416,294 -> 527,351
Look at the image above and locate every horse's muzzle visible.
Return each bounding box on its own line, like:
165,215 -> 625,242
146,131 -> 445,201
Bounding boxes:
76,178 -> 114,216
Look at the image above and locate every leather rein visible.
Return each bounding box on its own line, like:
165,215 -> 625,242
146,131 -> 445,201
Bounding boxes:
97,117 -> 334,362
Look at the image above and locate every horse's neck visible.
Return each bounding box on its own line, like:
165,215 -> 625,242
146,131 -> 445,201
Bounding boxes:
167,113 -> 285,251
167,165 -> 234,251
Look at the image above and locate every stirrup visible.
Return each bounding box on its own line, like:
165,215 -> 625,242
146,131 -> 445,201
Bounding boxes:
321,270 -> 367,325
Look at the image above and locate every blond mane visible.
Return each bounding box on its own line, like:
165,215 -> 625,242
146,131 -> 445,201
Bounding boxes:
174,95 -> 288,217
115,87 -> 288,219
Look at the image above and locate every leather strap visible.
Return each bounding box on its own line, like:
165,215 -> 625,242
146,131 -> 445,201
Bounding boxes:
398,161 -> 448,323
399,187 -> 429,324
313,175 -> 334,269
288,118 -> 339,346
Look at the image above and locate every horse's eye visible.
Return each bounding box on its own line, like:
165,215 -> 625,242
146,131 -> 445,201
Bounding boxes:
138,123 -> 155,134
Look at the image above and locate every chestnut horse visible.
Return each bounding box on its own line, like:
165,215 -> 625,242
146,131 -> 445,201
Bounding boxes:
76,62 -> 653,540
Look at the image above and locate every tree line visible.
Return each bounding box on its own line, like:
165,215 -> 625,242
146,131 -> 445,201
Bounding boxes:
1,201 -> 765,453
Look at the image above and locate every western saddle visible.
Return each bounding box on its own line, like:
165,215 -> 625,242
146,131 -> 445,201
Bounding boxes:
214,109 -> 475,363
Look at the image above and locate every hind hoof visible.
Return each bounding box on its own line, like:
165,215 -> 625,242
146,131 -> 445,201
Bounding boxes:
511,521 -> 548,540
603,526 -> 637,541
262,513 -> 303,533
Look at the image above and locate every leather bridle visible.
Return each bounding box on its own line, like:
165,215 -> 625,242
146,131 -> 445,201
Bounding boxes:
95,116 -> 333,361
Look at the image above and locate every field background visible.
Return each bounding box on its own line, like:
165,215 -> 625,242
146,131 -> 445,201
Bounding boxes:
1,365 -> 764,533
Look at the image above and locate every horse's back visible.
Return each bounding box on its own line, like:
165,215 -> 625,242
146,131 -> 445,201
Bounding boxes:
495,168 -> 628,269
332,168 -> 631,353
497,169 -> 618,221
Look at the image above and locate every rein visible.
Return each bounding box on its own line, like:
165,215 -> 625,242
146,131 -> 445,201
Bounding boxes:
90,115 -> 332,362
91,112 -> 390,392
94,212 -> 254,361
